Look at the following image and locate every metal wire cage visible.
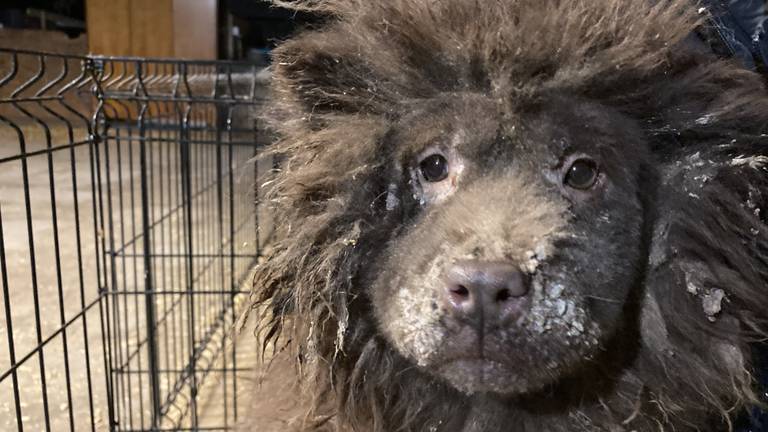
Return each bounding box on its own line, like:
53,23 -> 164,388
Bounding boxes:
0,48 -> 270,431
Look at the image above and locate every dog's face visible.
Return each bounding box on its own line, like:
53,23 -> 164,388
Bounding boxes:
255,1 -> 768,429
371,94 -> 651,395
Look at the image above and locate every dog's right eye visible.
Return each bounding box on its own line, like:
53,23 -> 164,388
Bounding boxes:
563,158 -> 599,190
419,154 -> 449,182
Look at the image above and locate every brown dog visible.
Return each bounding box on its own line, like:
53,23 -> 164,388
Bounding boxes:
246,1 -> 768,430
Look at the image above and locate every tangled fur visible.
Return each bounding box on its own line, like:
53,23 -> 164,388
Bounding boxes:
244,1 -> 768,431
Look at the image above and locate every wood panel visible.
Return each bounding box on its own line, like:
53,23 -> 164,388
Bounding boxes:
173,0 -> 218,60
130,0 -> 175,58
86,0 -> 217,59
86,0 -> 133,56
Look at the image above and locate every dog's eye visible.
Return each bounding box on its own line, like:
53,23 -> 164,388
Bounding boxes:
419,154 -> 449,182
564,158 -> 599,190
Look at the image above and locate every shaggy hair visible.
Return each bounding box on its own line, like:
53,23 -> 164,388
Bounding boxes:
244,0 -> 768,431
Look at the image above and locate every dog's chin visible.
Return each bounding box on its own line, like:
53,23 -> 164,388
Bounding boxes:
433,358 -> 552,395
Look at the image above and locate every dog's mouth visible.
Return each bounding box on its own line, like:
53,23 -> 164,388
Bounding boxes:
430,329 -> 549,395
432,337 -> 591,395
423,289 -> 603,395
379,261 -> 607,395
439,355 -> 506,369
436,356 -> 526,394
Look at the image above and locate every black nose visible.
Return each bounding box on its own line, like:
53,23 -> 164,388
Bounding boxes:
444,260 -> 531,325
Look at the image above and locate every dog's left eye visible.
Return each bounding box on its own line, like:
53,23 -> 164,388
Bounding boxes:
419,154 -> 449,182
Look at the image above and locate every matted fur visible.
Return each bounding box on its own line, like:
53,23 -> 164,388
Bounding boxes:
244,0 -> 768,431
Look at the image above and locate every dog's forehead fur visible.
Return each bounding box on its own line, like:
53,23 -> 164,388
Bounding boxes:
249,1 -> 768,431
269,0 -> 768,159
391,94 -> 500,157
273,0 -> 711,119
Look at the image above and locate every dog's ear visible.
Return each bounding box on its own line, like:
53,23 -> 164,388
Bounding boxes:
271,28 -> 392,116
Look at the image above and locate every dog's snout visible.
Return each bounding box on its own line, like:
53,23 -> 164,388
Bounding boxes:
444,260 -> 530,325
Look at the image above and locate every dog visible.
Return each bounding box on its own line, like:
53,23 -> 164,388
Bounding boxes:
245,1 -> 768,430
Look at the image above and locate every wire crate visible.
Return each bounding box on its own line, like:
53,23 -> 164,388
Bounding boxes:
0,48 -> 270,432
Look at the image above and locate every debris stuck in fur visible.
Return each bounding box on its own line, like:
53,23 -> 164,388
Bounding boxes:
702,289 -> 726,322
730,155 -> 768,170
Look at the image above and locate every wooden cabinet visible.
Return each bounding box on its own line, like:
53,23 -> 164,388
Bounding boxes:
86,0 -> 217,59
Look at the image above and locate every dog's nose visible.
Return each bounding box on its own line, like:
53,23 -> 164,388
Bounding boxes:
444,260 -> 531,324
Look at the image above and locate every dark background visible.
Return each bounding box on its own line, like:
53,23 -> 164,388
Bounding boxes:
0,0 -> 316,59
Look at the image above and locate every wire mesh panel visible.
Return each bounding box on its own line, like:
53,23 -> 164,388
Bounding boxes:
0,48 -> 268,432
0,48 -> 108,432
92,57 -> 267,432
